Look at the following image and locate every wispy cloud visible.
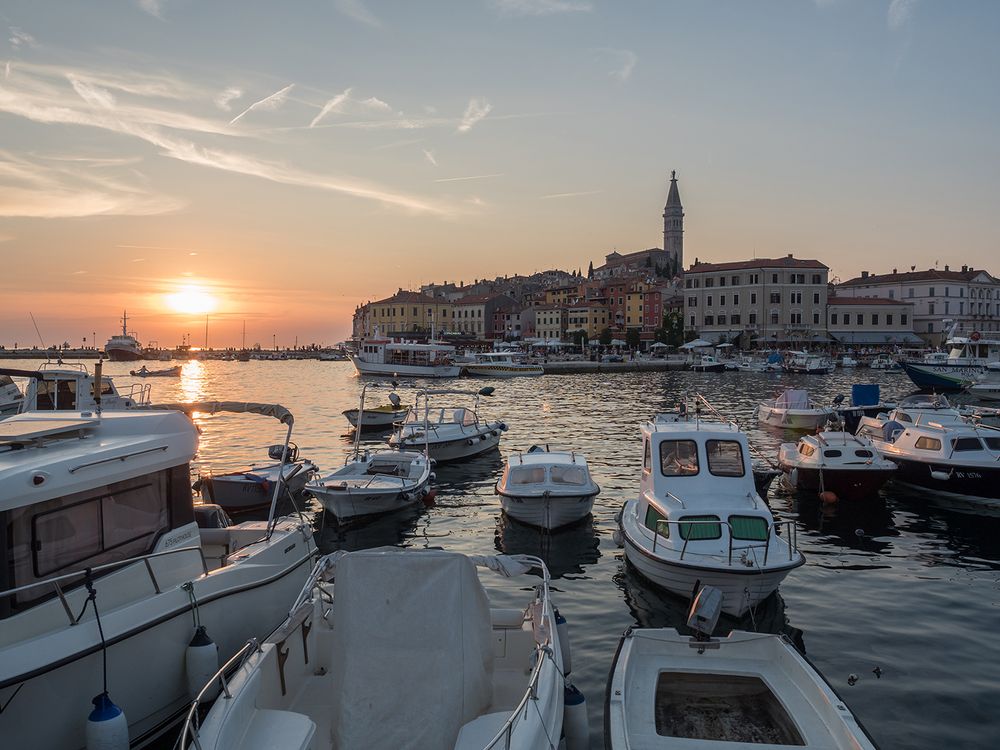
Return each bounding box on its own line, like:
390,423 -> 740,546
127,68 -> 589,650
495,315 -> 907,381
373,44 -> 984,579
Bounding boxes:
214,87 -> 243,111
491,0 -> 593,16
136,0 -> 166,19
457,98 -> 492,133
540,190 -> 603,199
434,173 -> 504,183
229,84 -> 295,125
599,48 -> 637,82
310,87 -> 353,127
372,137 -> 425,151
888,0 -> 917,30
422,149 -> 438,167
333,0 -> 381,27
8,27 -> 38,49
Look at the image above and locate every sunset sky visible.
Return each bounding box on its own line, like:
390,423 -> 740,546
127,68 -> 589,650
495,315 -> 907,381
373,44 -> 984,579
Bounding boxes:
1,0 -> 998,347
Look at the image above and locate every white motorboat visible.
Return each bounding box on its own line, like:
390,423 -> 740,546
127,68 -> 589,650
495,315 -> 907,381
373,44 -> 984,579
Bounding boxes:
616,414 -> 803,617
389,387 -> 507,462
342,389 -> 410,429
351,338 -> 461,378
900,321 -> 1000,391
199,443 -> 318,513
1,362 -> 150,413
868,353 -> 900,370
758,388 -> 835,430
783,351 -> 833,374
606,586 -> 878,749
839,355 -> 859,367
496,445 -> 600,530
0,373 -> 23,416
179,549 -> 581,750
733,357 -> 767,373
0,403 -> 317,750
689,354 -> 726,373
104,309 -> 143,361
464,351 -> 544,377
967,381 -> 1000,402
777,429 -> 896,500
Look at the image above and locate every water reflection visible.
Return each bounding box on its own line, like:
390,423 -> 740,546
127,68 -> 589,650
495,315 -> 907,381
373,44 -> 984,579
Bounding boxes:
784,492 -> 897,556
315,503 -> 425,552
493,513 -> 601,579
432,450 -> 504,495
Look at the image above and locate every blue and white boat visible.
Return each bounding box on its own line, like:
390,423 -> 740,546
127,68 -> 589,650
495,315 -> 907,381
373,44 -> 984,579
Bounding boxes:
900,322 -> 1000,392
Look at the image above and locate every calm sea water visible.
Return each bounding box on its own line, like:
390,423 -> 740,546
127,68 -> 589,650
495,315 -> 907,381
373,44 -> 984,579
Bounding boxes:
11,359 -> 1000,748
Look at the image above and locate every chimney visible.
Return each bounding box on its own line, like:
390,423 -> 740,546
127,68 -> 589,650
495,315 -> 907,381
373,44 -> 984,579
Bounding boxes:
787,253 -> 793,258
892,268 -> 897,274
861,271 -> 869,279
962,265 -> 968,272
944,264 -> 950,271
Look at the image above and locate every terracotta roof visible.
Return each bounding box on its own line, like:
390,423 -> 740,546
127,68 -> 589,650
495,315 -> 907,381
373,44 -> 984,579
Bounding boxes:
686,256 -> 828,273
839,268 -> 996,286
371,290 -> 443,305
828,296 -> 913,306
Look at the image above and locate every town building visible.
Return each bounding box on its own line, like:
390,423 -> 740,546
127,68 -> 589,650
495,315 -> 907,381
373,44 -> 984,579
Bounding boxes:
353,290 -> 455,338
826,296 -> 921,347
565,301 -> 609,340
835,265 -> 1000,345
451,294 -> 518,339
683,255 -> 830,345
534,306 -> 567,341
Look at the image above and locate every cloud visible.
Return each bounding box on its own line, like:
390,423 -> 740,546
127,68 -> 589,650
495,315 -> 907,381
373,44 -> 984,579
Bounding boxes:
888,0 -> 916,30
229,84 -> 295,125
8,27 -> 38,49
136,0 -> 166,19
491,0 -> 593,16
422,149 -> 438,166
600,48 -> 637,82
457,98 -> 492,133
310,87 -> 353,127
434,173 -> 504,183
372,137 -> 425,151
539,190 -> 603,199
361,96 -> 391,112
214,87 -> 243,111
333,0 -> 381,27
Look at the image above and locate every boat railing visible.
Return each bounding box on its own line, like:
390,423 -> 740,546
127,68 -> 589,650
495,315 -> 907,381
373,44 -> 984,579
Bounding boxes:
652,518 -> 799,566
0,545 -> 209,626
121,382 -> 153,404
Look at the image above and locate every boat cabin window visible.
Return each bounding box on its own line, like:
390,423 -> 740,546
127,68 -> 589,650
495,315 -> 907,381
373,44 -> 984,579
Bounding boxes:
798,443 -> 816,457
550,465 -> 588,485
823,449 -> 842,458
644,504 -> 668,537
985,437 -> 1000,451
915,436 -> 942,451
678,515 -> 721,540
508,467 -> 545,485
34,379 -> 78,410
729,515 -> 769,541
896,412 -> 913,423
854,449 -> 873,458
952,437 -> 983,452
659,440 -> 699,477
643,438 -> 651,473
706,440 -> 745,477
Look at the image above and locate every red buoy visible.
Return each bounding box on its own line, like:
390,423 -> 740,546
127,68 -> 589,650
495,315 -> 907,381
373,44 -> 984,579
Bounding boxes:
819,490 -> 838,504
422,489 -> 438,507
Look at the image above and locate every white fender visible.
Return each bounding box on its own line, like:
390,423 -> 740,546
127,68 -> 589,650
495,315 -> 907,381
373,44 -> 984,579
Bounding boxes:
563,683 -> 589,750
85,693 -> 129,750
185,625 -> 220,700
554,609 -> 572,675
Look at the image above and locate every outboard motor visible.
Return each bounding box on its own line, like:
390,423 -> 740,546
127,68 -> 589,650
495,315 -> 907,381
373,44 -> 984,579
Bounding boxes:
687,586 -> 723,642
193,503 -> 233,530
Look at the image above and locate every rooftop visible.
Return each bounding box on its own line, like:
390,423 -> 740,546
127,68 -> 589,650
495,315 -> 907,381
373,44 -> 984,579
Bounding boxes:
371,289 -> 443,306
840,267 -> 996,286
686,255 -> 828,273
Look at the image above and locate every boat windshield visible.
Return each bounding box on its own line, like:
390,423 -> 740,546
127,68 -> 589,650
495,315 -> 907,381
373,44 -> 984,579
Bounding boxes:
706,440 -> 745,477
508,467 -> 546,485
659,440 -> 699,477
550,465 -> 588,485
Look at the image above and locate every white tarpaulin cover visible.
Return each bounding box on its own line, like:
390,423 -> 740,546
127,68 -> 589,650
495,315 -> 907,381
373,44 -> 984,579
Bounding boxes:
776,389 -> 810,409
329,549 -> 494,750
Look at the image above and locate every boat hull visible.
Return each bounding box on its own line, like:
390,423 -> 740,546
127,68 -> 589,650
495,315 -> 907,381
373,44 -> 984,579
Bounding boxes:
779,464 -> 896,500
758,404 -> 832,430
105,346 -> 143,362
463,365 -> 544,377
887,456 -> 1000,505
691,363 -> 726,373
350,357 -> 460,378
901,361 -> 983,392
313,482 -> 430,521
342,408 -> 408,429
204,464 -> 315,511
393,429 -> 502,463
498,491 -> 596,530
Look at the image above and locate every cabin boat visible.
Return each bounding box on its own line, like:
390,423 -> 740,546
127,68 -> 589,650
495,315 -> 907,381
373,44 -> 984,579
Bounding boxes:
758,388 -> 834,430
463,351 -> 544,378
831,384 -> 897,434
104,310 -> 143,361
350,338 -> 461,378
389,387 -> 507,462
0,405 -> 317,750
839,355 -> 859,368
856,396 -> 1000,507
616,415 -> 804,617
783,351 -> 833,375
178,549 -> 573,750
496,446 -> 600,530
689,354 -> 726,373
199,443 -> 318,513
777,430 -> 897,500
900,322 -> 1000,391
0,374 -> 23,417
0,363 -> 149,413
605,586 -> 878,750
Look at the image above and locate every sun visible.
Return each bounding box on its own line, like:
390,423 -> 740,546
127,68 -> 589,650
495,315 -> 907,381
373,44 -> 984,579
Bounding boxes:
165,285 -> 218,315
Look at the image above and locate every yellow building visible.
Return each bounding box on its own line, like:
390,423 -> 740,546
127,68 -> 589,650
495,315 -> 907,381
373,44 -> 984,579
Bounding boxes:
354,290 -> 454,337
566,302 -> 609,339
625,281 -> 651,329
535,306 -> 567,340
544,284 -> 581,307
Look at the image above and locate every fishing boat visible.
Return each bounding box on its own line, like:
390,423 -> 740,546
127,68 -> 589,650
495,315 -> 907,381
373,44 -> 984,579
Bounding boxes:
198,443 -> 318,513
783,351 -> 833,374
104,309 -> 143,361
0,362 -> 149,413
130,364 -> 182,377
605,586 -> 878,749
869,353 -> 900,370
0,402 -> 317,750
777,429 -> 897,500
463,351 -> 544,377
689,354 -> 726,373
900,322 -> 1000,391
389,387 -> 507,462
342,390 -> 410,430
495,445 -> 600,530
351,338 -> 460,378
758,388 -> 835,430
179,549 -> 584,750
0,374 -> 23,416
616,413 -> 804,617
839,354 -> 859,368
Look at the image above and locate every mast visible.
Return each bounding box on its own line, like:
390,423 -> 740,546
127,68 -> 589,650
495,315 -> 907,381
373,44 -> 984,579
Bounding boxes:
121,309 -> 129,337
242,320 -> 247,350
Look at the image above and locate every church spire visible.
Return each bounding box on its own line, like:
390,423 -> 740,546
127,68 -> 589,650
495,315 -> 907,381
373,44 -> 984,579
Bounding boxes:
663,170 -> 684,275
665,170 -> 682,209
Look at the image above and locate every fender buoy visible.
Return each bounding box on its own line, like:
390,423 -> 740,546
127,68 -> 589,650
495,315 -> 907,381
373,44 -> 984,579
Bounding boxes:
85,693 -> 128,750
562,683 -> 588,750
422,488 -> 437,507
185,625 -> 220,700
819,490 -> 838,503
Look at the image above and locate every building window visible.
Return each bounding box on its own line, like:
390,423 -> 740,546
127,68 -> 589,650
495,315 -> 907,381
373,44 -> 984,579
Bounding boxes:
811,274 -> 821,284
901,314 -> 908,325
731,314 -> 741,324
707,296 -> 713,307
750,293 -> 757,304
733,294 -> 740,305
771,273 -> 779,284
929,287 -> 935,297
871,314 -> 879,325
791,292 -> 802,304
719,277 -> 727,287
690,315 -> 695,327
929,303 -> 935,315
750,273 -> 759,284
889,290 -> 895,299
856,313 -> 864,325
813,313 -> 820,325
945,287 -> 950,297
770,312 -> 779,324
909,288 -> 914,298
720,295 -> 726,306
887,314 -> 893,325
831,313 -> 838,325
749,313 -> 757,325
688,297 -> 697,307
928,322 -> 934,333
704,315 -> 714,325
945,301 -> 950,314
731,275 -> 740,286
813,293 -> 820,304
705,279 -> 714,288
770,293 -> 780,304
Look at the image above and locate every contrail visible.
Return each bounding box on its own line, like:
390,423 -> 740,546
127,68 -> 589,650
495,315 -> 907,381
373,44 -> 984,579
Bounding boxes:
230,84 -> 295,125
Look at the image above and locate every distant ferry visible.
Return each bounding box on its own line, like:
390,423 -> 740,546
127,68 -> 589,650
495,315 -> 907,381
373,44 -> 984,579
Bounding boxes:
104,310 -> 143,361
350,338 -> 461,378
901,326 -> 1000,391
463,351 -> 543,378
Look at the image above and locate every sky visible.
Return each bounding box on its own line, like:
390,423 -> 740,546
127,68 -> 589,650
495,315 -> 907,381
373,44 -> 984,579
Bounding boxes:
1,0 -> 998,347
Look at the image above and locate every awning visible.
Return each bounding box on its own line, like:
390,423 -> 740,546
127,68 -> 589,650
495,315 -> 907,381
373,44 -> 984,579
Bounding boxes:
832,331 -> 924,345
146,401 -> 295,424
698,330 -> 743,344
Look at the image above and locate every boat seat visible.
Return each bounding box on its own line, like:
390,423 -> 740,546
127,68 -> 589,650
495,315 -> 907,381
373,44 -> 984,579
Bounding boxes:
490,608 -> 526,629
452,712 -> 509,750
241,709 -> 315,750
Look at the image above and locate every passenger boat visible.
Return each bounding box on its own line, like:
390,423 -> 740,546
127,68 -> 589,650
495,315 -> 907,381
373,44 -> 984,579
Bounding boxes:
0,362 -> 149,413
496,445 -> 600,530
342,390 -> 410,429
605,586 -> 878,750
199,443 -> 318,513
463,351 -> 544,377
616,413 -> 804,617
856,395 -> 1000,507
758,388 -> 835,430
104,309 -> 144,361
0,374 -> 23,416
179,549 -> 581,750
783,351 -> 833,374
900,324 -> 1000,391
777,430 -> 897,500
0,403 -> 317,750
389,387 -> 507,462
129,365 -> 182,377
350,338 -> 460,378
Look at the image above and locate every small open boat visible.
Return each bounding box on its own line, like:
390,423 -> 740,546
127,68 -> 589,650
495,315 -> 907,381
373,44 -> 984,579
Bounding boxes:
130,365 -> 182,377
758,388 -> 834,430
606,586 -> 878,749
389,387 -> 507,462
342,390 -> 410,429
199,443 -> 318,512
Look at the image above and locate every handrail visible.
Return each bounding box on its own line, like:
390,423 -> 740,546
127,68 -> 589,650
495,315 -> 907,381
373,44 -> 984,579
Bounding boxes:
650,518 -> 799,565
1,545 -> 210,625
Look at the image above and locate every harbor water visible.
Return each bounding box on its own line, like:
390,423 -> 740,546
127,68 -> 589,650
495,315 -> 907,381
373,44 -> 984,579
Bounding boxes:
12,358 -> 998,748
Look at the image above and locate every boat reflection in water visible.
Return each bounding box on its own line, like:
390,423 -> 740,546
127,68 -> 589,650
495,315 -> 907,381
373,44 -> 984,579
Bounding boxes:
613,559 -> 805,653
494,513 -> 601,579
314,502 -> 425,552
782,492 -> 897,556
431,450 -> 504,494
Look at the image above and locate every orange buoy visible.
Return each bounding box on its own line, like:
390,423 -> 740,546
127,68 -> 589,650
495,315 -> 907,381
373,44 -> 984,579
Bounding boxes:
422,489 -> 437,507
819,490 -> 838,503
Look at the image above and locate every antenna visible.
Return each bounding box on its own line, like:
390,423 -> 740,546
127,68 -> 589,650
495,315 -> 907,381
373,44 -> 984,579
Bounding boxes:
28,312 -> 45,348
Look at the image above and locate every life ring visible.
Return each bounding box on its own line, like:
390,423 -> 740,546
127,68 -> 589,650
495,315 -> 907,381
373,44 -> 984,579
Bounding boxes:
971,331 -> 982,341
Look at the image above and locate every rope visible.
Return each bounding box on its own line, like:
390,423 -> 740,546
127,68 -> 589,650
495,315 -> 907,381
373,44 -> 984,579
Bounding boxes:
183,581 -> 201,628
76,569 -> 110,697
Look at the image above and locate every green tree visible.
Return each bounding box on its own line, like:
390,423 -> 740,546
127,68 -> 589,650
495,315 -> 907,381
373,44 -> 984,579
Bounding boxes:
625,327 -> 641,349
599,327 -> 612,346
587,261 -> 594,279
570,329 -> 588,349
655,310 -> 685,347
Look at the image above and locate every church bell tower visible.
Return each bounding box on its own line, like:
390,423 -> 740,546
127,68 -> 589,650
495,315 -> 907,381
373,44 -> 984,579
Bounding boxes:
663,170 -> 684,275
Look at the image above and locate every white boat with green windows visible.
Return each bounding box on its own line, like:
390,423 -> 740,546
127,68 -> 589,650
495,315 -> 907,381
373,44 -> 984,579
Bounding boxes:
616,414 -> 804,617
463,352 -> 543,378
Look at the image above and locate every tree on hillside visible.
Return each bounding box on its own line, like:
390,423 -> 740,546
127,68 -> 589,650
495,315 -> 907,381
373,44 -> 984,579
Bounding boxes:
587,261 -> 594,279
